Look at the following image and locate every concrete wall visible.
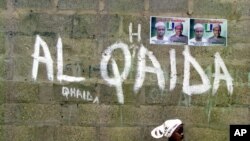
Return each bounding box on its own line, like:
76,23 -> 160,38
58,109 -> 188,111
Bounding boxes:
0,0 -> 249,141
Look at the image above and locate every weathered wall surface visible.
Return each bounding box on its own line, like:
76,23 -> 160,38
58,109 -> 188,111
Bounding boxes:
0,0 -> 249,141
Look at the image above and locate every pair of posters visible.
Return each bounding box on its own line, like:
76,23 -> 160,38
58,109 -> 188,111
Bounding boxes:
150,17 -> 227,46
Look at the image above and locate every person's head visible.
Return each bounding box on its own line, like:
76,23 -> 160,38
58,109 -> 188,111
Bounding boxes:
169,124 -> 184,141
174,23 -> 183,36
193,23 -> 204,40
212,24 -> 221,37
155,21 -> 166,39
151,119 -> 184,141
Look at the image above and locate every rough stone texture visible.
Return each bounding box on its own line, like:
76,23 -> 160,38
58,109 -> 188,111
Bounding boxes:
2,125 -> 37,141
122,105 -> 165,126
71,14 -> 97,38
0,81 -> 6,104
0,56 -> 5,79
4,81 -> 39,103
38,83 -> 55,103
100,127 -> 142,141
149,0 -> 188,14
161,106 -> 209,127
12,0 -> 54,9
0,33 -> 5,55
209,107 -> 250,128
14,13 -> 73,37
12,56 -> 34,81
106,0 -> 144,13
4,103 -> 60,125
57,0 -> 98,10
236,0 -> 250,17
185,127 -> 228,141
97,14 -> 120,38
54,126 -> 97,141
0,0 -> 6,9
228,19 -> 250,43
193,0 -> 234,17
0,0 -> 249,141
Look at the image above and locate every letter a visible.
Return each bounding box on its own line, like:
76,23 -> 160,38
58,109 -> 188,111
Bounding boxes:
212,52 -> 233,95
31,35 -> 53,81
234,129 -> 241,136
134,45 -> 165,93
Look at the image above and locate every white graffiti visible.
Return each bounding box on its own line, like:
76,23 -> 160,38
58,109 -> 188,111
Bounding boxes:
31,35 -> 85,82
212,52 -> 233,95
31,23 -> 234,104
62,86 -> 99,103
56,37 -> 85,82
182,46 -> 211,95
32,35 -> 54,81
100,42 -> 131,104
134,44 -> 165,93
169,49 -> 177,91
129,23 -> 141,43
100,44 -> 233,103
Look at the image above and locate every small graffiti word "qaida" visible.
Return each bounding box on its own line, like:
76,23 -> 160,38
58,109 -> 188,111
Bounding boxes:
61,86 -> 99,103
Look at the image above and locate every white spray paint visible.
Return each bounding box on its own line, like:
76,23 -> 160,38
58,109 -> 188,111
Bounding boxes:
62,86 -> 99,103
169,49 -> 177,91
100,42 -> 131,104
31,35 -> 54,81
56,37 -> 85,82
92,96 -> 99,104
134,45 -> 165,93
182,46 -> 211,95
130,44 -> 138,59
129,23 -> 141,43
212,52 -> 233,95
31,33 -> 235,104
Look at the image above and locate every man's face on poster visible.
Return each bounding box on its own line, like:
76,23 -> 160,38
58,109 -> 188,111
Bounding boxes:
156,26 -> 165,38
195,27 -> 204,39
175,25 -> 183,36
213,27 -> 221,37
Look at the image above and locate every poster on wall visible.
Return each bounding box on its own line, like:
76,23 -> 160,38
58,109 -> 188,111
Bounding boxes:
150,16 -> 189,45
189,18 -> 227,46
150,17 -> 227,46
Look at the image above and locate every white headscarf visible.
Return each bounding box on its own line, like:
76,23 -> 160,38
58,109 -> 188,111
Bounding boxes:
155,21 -> 165,28
151,119 -> 182,139
194,23 -> 204,30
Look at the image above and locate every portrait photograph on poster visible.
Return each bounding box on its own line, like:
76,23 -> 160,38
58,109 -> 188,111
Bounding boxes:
189,18 -> 227,46
150,17 -> 227,47
150,16 -> 190,45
